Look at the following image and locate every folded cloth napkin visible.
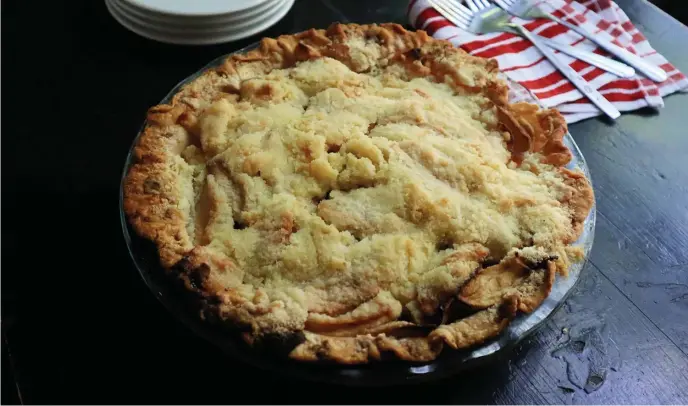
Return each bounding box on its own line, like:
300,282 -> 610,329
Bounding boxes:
408,0 -> 688,123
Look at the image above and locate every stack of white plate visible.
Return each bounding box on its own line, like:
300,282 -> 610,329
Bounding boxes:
106,0 -> 295,45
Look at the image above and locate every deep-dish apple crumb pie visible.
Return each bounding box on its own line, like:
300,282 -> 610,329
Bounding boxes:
123,23 -> 594,364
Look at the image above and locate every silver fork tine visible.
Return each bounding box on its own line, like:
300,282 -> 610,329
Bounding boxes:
429,0 -> 470,29
478,0 -> 492,9
492,0 -> 511,9
467,0 -> 483,9
452,1 -> 476,20
502,0 -> 516,5
465,0 -> 480,13
438,0 -> 473,25
439,0 -> 474,23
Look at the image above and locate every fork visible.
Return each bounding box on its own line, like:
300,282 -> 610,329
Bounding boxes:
430,0 -> 634,78
429,0 -> 620,119
494,0 -> 667,82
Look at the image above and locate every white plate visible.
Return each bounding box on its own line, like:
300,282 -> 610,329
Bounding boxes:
117,0 -> 282,26
106,0 -> 294,45
110,0 -> 284,34
124,0 -> 270,17
109,0 -> 289,38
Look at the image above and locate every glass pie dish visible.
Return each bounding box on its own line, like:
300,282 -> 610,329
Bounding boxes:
119,42 -> 596,386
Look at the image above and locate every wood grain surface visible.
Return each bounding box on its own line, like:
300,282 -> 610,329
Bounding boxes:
2,0 -> 687,403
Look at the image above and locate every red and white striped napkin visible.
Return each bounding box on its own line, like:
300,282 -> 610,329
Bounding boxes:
408,0 -> 688,123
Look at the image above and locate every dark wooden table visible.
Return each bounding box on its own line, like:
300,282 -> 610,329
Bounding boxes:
3,0 -> 688,404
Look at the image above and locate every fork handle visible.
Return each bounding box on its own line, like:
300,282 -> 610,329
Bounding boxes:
538,37 -> 636,78
513,25 -> 620,119
551,16 -> 668,83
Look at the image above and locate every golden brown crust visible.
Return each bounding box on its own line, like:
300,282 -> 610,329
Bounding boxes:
122,23 -> 594,364
429,296 -> 518,350
559,168 -> 595,241
458,249 -> 557,313
497,102 -> 571,167
123,132 -> 195,267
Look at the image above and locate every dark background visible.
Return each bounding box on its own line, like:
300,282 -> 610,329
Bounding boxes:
651,1 -> 688,24
2,0 -> 688,404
